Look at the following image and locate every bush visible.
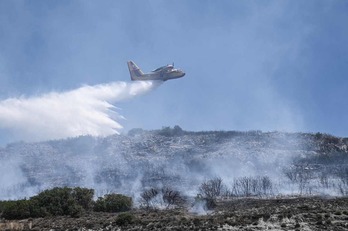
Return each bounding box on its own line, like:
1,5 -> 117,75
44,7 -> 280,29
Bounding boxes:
31,187 -> 73,216
31,187 -> 94,217
0,187 -> 95,219
94,194 -> 132,213
115,212 -> 134,226
69,204 -> 84,218
72,187 -> 94,210
0,188 -> 134,219
94,197 -> 106,212
1,200 -> 31,220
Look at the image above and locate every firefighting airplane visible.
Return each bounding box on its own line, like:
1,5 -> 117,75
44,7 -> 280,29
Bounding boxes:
127,61 -> 185,81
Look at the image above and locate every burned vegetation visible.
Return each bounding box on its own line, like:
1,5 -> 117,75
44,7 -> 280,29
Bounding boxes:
0,128 -> 348,230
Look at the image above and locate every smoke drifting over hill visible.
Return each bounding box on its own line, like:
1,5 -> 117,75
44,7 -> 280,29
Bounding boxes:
0,81 -> 160,142
0,129 -> 347,201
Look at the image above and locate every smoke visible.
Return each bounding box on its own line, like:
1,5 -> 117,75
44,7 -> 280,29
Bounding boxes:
0,81 -> 161,142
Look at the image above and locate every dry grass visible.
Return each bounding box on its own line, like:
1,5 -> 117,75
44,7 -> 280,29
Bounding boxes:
3,197 -> 348,230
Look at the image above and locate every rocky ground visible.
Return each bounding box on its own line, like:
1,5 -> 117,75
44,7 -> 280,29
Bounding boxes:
3,196 -> 348,230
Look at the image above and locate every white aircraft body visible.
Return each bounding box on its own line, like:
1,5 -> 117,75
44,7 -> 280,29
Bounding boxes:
127,61 -> 185,81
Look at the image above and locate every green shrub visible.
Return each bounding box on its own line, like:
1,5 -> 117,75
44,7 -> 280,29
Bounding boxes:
94,194 -> 132,213
72,187 -> 94,210
30,187 -> 94,217
31,187 -> 75,216
29,199 -> 49,218
68,204 -> 84,218
94,197 -> 106,212
0,188 -> 134,219
1,200 -> 31,220
115,212 -> 134,226
0,187 -> 95,219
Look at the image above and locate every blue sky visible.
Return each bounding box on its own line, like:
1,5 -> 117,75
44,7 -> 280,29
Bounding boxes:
0,0 -> 347,144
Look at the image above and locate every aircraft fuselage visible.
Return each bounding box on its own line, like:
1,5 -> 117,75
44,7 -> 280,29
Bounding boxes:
127,61 -> 185,81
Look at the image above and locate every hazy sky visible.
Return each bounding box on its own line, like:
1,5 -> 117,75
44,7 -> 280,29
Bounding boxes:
0,0 -> 347,144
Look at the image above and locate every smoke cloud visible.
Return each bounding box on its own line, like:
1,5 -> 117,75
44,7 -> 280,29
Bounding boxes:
0,81 -> 160,142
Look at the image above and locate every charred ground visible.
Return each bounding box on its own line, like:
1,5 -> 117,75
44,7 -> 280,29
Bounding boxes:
3,197 -> 348,230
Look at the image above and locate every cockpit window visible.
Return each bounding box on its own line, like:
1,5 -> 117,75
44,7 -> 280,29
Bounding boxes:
153,66 -> 166,72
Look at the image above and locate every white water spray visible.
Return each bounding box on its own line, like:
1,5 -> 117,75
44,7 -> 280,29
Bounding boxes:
0,81 -> 161,142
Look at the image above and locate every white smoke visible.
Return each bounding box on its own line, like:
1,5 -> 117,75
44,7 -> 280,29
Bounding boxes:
0,81 -> 161,142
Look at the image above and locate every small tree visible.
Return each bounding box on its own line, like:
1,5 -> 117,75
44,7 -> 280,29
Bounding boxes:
140,187 -> 185,209
233,176 -> 253,197
140,188 -> 159,209
260,176 -> 273,196
231,176 -> 273,197
162,187 -> 185,208
336,167 -> 348,195
199,177 -> 224,199
284,166 -> 313,195
198,177 -> 225,209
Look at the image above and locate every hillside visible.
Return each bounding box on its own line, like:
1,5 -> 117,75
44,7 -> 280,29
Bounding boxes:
1,127 -> 347,200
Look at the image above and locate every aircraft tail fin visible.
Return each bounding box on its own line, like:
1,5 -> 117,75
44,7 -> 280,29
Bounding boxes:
127,61 -> 144,80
